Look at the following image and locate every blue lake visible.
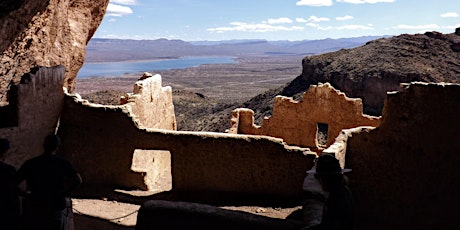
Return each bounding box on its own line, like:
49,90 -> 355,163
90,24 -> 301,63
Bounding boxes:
77,56 -> 235,78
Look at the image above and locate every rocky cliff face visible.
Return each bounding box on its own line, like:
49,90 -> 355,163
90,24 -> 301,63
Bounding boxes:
288,30 -> 460,115
0,0 -> 109,104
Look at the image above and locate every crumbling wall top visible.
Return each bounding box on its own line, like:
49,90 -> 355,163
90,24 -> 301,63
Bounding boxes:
231,82 -> 381,150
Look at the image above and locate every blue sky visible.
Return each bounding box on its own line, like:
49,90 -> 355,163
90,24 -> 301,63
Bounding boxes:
94,0 -> 460,41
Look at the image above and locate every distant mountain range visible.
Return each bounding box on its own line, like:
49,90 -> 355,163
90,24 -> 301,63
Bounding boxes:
84,36 -> 389,62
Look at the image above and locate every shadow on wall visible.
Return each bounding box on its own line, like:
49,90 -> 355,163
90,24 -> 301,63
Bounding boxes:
327,82 -> 460,229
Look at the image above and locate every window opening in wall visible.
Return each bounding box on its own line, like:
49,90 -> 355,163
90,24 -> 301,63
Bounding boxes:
317,123 -> 329,148
132,149 -> 172,192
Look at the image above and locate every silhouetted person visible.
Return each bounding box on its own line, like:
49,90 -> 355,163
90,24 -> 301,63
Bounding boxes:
305,154 -> 354,230
0,138 -> 20,230
16,134 -> 82,230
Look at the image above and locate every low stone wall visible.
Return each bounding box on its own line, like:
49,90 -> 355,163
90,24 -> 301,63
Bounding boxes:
230,83 -> 381,150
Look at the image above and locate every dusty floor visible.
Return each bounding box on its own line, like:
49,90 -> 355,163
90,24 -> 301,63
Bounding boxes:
72,198 -> 302,228
71,189 -> 305,230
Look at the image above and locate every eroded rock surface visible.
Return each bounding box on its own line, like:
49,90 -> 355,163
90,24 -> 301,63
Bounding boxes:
0,0 -> 109,104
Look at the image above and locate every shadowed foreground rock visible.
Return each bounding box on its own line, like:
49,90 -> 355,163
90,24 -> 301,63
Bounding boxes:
135,200 -> 302,230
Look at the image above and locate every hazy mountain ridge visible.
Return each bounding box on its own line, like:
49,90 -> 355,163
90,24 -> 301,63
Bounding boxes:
85,36 -> 386,62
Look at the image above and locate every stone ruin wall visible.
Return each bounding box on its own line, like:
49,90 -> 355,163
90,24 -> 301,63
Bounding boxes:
231,81 -> 460,228
57,77 -> 316,196
4,66 -> 459,228
0,0 -> 109,104
321,82 -> 460,229
230,83 -> 381,150
120,73 -> 177,131
346,82 -> 460,229
119,73 -> 177,190
0,66 -> 66,168
0,67 -> 315,197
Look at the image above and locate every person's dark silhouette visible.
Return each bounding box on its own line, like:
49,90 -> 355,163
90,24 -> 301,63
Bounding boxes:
16,134 -> 82,230
305,154 -> 354,230
0,138 -> 20,230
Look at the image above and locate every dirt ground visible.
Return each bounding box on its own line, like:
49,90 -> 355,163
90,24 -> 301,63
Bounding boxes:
72,198 -> 302,229
70,185 -> 306,230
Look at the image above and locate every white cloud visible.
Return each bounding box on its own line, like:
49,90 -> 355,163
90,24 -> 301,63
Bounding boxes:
306,23 -> 333,30
110,0 -> 137,5
337,24 -> 374,30
296,0 -> 333,7
305,21 -> 372,30
395,24 -> 440,30
440,12 -> 459,18
267,17 -> 293,24
106,3 -> 133,16
208,22 -> 304,33
337,0 -> 394,4
336,15 -> 354,21
308,16 -> 330,22
296,18 -> 308,23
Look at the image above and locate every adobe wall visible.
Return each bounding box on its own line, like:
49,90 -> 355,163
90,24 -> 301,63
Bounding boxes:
121,73 -> 176,130
58,75 -> 316,196
119,73 -> 176,191
343,82 -> 460,229
57,92 -> 316,197
230,83 -> 381,149
0,66 -> 65,168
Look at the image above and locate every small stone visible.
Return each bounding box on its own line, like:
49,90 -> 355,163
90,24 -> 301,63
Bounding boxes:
255,208 -> 266,213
